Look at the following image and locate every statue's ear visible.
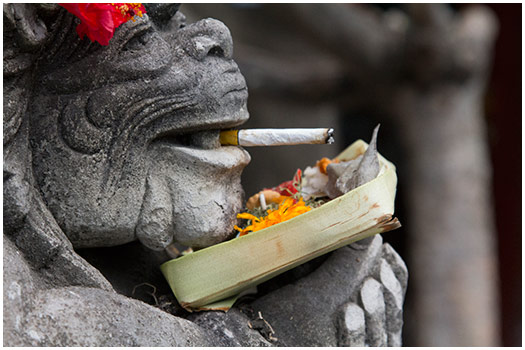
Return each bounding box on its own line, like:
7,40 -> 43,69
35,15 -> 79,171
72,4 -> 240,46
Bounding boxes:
144,3 -> 181,28
3,4 -> 60,145
3,4 -> 61,231
3,4 -> 60,69
4,4 -> 48,51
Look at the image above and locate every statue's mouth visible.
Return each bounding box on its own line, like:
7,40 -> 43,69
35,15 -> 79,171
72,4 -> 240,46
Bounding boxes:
139,120 -> 251,250
135,77 -> 250,250
151,129 -> 251,171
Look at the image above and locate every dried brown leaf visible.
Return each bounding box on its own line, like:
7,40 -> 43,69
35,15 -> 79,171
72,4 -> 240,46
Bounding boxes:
326,124 -> 380,198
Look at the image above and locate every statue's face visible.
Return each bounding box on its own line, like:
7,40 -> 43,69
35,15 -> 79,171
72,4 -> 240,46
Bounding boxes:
29,9 -> 250,250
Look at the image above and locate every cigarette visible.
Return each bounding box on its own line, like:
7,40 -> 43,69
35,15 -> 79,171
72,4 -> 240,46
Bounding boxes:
220,128 -> 334,147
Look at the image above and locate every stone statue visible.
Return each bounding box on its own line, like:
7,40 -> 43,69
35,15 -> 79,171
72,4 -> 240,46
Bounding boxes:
4,4 -> 407,346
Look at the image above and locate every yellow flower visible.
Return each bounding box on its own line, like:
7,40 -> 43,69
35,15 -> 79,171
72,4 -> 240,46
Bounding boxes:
235,198 -> 311,236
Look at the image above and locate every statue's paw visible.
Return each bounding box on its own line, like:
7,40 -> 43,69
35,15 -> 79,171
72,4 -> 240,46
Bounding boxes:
336,243 -> 408,347
227,235 -> 408,346
246,235 -> 384,346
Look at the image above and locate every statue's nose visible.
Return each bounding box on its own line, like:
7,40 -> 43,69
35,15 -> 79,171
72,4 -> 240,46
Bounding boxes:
179,18 -> 233,61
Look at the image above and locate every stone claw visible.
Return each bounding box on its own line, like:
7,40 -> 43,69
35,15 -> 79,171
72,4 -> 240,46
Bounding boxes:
335,241 -> 408,346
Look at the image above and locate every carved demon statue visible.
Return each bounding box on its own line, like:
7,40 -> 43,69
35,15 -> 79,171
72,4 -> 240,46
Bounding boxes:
4,4 -> 407,346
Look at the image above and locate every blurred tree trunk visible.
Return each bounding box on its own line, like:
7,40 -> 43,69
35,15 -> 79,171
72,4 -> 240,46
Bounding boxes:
394,79 -> 499,346
184,3 -> 500,345
383,6 -> 500,345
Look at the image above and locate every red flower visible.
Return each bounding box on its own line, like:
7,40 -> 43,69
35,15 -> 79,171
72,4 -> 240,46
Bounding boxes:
266,169 -> 302,196
60,3 -> 146,46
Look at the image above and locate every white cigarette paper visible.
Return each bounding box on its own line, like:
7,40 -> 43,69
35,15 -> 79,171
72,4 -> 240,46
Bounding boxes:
220,128 -> 334,147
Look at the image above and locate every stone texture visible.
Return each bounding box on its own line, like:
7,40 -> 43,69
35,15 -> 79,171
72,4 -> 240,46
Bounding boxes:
360,278 -> 387,346
16,287 -> 212,347
27,7 -> 250,250
181,235 -> 409,347
338,302 -> 366,346
381,242 -> 409,295
188,309 -> 272,346
250,235 -> 386,346
3,3 -> 408,347
379,258 -> 405,346
3,4 -> 251,346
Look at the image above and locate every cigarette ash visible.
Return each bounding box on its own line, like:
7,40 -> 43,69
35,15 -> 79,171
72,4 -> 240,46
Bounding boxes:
326,127 -> 335,144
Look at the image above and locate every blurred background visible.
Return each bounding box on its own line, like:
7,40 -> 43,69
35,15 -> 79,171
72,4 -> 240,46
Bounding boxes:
182,3 -> 520,346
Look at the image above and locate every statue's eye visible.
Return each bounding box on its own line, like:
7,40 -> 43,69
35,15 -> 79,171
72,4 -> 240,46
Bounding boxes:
123,29 -> 153,52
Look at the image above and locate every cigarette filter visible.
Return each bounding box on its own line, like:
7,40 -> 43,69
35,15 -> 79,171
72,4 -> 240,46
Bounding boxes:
220,128 -> 334,147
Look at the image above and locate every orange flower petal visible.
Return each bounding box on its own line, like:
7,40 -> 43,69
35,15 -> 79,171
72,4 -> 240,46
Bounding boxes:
237,212 -> 259,221
234,196 -> 312,237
